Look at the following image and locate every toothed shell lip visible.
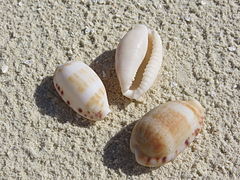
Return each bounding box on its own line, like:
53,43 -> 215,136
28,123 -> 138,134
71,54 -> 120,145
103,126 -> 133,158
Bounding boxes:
115,24 -> 163,101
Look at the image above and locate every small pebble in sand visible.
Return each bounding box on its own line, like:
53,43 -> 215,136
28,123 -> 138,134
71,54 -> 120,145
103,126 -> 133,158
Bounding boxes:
228,46 -> 236,52
170,81 -> 178,88
208,90 -> 216,97
98,0 -> 105,3
102,71 -> 107,78
84,27 -> 92,34
91,0 -> 106,4
1,65 -> 9,74
22,60 -> 33,67
184,16 -> 191,22
18,1 -> 23,6
200,1 -> 207,5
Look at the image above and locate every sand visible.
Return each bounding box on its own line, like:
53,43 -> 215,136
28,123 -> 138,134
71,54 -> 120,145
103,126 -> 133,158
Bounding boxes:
0,0 -> 239,179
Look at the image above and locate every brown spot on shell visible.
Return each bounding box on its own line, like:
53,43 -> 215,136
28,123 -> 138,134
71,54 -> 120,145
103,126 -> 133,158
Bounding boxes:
146,157 -> 151,164
99,112 -> 102,118
78,108 -> 82,113
61,90 -> 64,95
185,139 -> 189,146
162,157 -> 167,163
95,111 -> 102,119
193,128 -> 201,136
67,100 -> 70,105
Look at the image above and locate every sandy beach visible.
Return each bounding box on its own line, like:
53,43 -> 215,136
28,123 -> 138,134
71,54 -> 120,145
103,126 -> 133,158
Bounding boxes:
0,0 -> 239,179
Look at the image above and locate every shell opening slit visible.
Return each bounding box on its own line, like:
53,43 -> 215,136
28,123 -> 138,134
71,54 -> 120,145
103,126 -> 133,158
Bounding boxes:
130,33 -> 153,91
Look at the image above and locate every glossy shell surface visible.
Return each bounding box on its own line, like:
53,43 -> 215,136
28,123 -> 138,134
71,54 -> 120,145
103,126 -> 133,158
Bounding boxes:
130,99 -> 204,167
53,61 -> 111,121
115,24 -> 163,101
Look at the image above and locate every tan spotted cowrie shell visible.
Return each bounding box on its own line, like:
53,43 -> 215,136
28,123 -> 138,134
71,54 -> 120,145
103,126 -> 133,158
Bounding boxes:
115,24 -> 163,101
130,99 -> 204,167
53,61 -> 111,121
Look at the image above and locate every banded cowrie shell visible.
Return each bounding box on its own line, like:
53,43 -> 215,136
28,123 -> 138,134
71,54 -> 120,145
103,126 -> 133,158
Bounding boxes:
53,61 -> 111,121
115,24 -> 163,101
130,99 -> 205,167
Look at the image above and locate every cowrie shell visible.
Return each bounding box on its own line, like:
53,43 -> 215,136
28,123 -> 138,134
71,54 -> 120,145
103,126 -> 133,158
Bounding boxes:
53,61 -> 111,121
130,99 -> 204,167
115,24 -> 163,101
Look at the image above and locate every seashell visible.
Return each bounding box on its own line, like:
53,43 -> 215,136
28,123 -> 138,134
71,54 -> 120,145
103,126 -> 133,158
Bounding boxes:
53,61 -> 111,121
115,24 -> 163,101
130,99 -> 205,167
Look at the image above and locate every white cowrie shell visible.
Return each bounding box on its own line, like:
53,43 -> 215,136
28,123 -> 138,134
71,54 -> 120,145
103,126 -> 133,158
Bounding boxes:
130,99 -> 205,167
53,61 -> 111,121
115,24 -> 163,101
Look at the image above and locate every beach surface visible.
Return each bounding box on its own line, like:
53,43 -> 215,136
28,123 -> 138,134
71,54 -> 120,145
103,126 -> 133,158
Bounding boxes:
0,0 -> 239,179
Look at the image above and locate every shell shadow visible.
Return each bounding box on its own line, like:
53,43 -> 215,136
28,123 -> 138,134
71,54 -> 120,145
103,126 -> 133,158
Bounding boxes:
34,76 -> 94,127
90,49 -> 131,110
103,121 -> 156,175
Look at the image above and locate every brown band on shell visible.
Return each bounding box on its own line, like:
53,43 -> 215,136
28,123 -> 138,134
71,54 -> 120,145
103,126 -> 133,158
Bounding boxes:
68,73 -> 89,93
179,101 -> 204,125
85,88 -> 104,109
153,108 -> 191,145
